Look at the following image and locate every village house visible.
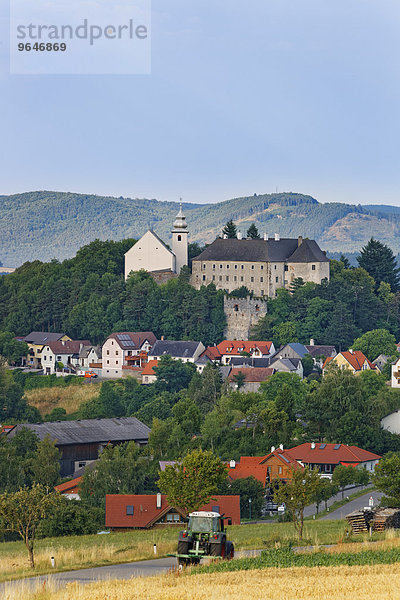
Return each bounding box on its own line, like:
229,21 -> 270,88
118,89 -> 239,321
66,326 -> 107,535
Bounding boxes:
216,340 -> 275,365
40,339 -> 92,374
7,417 -> 150,477
268,356 -> 304,378
391,356 -> 400,388
102,331 -> 157,379
228,367 -> 275,392
191,235 -> 330,297
22,331 -> 71,369
277,340 -> 336,366
105,494 -> 241,529
148,340 -> 205,363
323,350 -> 375,375
227,457 -> 269,487
141,359 -> 159,384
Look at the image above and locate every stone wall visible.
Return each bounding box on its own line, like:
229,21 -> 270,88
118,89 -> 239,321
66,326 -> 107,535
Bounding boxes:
224,296 -> 267,340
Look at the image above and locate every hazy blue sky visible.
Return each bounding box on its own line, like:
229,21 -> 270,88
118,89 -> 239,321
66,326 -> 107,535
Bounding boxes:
1,0 -> 400,205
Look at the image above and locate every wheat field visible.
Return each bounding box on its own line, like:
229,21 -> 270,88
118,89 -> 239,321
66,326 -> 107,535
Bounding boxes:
6,563 -> 400,600
25,383 -> 101,416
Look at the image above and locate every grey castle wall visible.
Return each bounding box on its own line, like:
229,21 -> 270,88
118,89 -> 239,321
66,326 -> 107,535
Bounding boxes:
224,296 -> 267,340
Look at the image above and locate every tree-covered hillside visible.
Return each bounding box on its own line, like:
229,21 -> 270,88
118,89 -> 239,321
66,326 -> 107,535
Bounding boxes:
2,190 -> 400,266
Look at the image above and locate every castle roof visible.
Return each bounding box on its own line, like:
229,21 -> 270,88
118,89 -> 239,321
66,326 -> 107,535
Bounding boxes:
193,237 -> 329,263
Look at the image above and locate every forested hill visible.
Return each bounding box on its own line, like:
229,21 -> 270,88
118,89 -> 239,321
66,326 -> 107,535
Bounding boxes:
2,190 -> 400,266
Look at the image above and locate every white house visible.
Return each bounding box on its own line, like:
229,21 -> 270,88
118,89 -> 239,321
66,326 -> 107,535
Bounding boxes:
148,340 -> 205,364
102,331 -> 157,379
40,340 -> 91,374
124,204 -> 189,280
391,357 -> 400,388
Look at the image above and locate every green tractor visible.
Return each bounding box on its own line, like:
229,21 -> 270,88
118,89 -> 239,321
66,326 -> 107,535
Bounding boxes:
173,510 -> 235,567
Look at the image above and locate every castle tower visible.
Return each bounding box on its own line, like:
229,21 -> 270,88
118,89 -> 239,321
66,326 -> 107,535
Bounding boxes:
171,200 -> 189,274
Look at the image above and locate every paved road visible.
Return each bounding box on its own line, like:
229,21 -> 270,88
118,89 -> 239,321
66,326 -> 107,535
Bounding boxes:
320,490 -> 383,520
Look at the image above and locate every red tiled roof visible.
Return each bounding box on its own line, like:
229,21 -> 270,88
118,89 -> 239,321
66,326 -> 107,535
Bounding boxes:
105,494 -> 241,528
323,351 -> 375,371
278,443 -> 381,465
47,340 -> 91,354
202,346 -> 222,360
55,476 -> 82,494
217,341 -> 274,356
238,456 -> 268,466
228,464 -> 268,487
142,360 -> 158,376
228,367 -> 274,383
260,449 -> 303,470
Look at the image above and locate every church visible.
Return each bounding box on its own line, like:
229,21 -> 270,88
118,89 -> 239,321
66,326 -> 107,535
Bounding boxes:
124,204 -> 189,281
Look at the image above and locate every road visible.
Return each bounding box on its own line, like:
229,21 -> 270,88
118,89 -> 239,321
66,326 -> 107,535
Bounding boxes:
320,490 -> 383,520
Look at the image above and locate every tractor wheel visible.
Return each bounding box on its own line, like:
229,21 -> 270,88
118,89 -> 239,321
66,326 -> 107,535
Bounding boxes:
177,540 -> 190,555
226,542 -> 234,560
178,557 -> 188,570
210,538 -> 226,557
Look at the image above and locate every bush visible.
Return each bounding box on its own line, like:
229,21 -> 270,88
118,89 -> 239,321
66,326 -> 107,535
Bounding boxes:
38,497 -> 104,538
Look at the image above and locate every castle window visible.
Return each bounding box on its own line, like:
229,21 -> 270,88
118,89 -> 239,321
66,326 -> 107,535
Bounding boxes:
241,276 -> 244,282
203,264 -> 206,270
241,265 -> 244,270
234,276 -> 237,282
226,276 -> 229,282
212,275 -> 216,281
226,264 -> 230,269
220,264 -> 223,269
251,265 -> 255,270
213,264 -> 216,269
261,290 -> 264,296
178,235 -> 181,241
312,264 -> 316,270
260,277 -> 263,282
285,265 -> 288,271
219,276 -> 222,281
275,276 -> 279,283
260,265 -> 264,270
234,305 -> 239,312
251,277 -> 254,282
202,275 -> 206,281
274,265 -> 277,270
234,265 -> 238,269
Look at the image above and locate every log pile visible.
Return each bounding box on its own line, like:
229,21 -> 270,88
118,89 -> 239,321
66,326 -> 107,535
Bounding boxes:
346,507 -> 400,534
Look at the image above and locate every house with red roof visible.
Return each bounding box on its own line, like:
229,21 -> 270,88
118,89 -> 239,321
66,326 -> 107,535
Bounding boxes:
142,359 -> 159,384
102,332 -> 157,379
228,457 -> 269,487
228,367 -> 275,392
55,476 -> 82,499
323,350 -> 375,375
217,340 -> 275,365
105,494 -> 241,529
260,442 -> 381,479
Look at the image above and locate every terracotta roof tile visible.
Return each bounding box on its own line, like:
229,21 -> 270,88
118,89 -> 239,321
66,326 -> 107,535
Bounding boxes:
217,341 -> 273,356
141,360 -> 158,376
228,367 -> 274,383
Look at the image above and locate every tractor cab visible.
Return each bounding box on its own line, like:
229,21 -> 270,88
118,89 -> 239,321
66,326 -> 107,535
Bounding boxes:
187,511 -> 224,534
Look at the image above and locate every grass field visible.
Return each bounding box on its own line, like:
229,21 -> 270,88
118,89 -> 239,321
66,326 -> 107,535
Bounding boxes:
0,519 -> 383,583
6,563 -> 400,600
25,383 -> 101,416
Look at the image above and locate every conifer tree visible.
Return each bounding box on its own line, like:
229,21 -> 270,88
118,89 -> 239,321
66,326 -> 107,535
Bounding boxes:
222,220 -> 237,239
246,223 -> 260,239
357,238 -> 400,291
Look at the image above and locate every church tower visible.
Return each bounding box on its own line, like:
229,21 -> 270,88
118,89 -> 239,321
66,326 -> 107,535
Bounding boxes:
171,201 -> 189,274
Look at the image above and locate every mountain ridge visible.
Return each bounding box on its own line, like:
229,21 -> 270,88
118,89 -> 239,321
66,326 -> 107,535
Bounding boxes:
1,190 -> 400,266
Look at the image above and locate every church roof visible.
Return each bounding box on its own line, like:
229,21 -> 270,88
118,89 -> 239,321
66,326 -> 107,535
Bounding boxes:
192,238 -> 328,263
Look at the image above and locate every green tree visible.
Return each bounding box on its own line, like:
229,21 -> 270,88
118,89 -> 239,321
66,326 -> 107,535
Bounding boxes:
272,321 -> 298,346
222,220 -> 237,239
0,485 -> 62,568
31,435 -> 61,489
273,466 -> 320,540
352,329 -> 398,362
246,223 -> 260,239
157,449 -> 228,515
219,476 -> 265,518
0,331 -> 28,365
357,238 -> 400,291
302,354 -> 315,378
373,452 -> 400,507
154,355 -> 196,393
232,371 -> 246,390
313,479 -> 337,513
79,442 -> 147,508
332,465 -> 369,498
188,363 -> 222,415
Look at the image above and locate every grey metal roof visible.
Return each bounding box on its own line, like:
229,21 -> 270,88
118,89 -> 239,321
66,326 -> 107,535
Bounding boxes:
7,417 -> 150,446
229,357 -> 271,367
288,343 -> 309,358
193,238 -> 328,263
150,340 -> 201,358
23,332 -> 67,344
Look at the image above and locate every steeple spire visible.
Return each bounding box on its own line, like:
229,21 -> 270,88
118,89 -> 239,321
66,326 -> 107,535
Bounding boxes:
173,199 -> 187,230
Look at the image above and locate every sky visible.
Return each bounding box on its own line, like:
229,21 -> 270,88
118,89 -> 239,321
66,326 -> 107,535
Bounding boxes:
0,0 -> 400,206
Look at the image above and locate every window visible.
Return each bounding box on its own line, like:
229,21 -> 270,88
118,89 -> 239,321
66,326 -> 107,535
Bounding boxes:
212,275 -> 216,281
212,505 -> 220,513
234,264 -> 238,269
202,275 -> 206,281
57,356 -> 61,360
251,277 -> 254,282
144,376 -> 148,382
219,264 -> 223,269
251,265 -> 255,270
213,264 -> 216,269
219,276 -> 222,281
116,350 -> 119,355
203,263 -> 206,270
241,265 -> 244,270
234,276 -> 237,282
284,280 -> 288,284
126,505 -> 134,515
178,235 -> 182,241
50,356 -> 52,361
260,277 -> 263,282
241,276 -> 244,282
44,355 -> 47,360
111,341 -> 114,345
260,265 -> 264,270
116,360 -> 118,365
107,350 -> 109,355
284,265 -> 288,271
261,290 -> 264,296
226,264 -> 230,269
226,276 -> 229,281
274,265 -> 277,270
234,304 -> 239,312
312,264 -> 316,271
275,276 -> 279,283
107,359 -> 109,364
278,466 -> 282,474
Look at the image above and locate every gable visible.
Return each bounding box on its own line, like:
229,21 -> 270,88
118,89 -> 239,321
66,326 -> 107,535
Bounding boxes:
125,231 -> 174,276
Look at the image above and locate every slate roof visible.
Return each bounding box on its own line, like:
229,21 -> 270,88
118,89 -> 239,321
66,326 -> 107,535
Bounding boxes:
229,357 -> 271,367
23,332 -> 67,344
269,357 -> 301,370
150,340 -> 201,358
193,238 -> 329,263
107,332 -> 157,349
46,340 -> 91,354
7,417 -> 150,446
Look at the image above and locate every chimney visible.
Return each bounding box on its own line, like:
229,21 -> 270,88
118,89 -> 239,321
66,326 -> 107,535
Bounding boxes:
274,233 -> 280,241
271,446 -> 275,453
298,236 -> 303,247
279,444 -> 283,450
311,442 -> 316,449
229,460 -> 236,468
237,231 -> 242,240
223,234 -> 228,239
264,233 -> 268,241
156,493 -> 162,509
349,348 -> 354,354
309,338 -> 315,346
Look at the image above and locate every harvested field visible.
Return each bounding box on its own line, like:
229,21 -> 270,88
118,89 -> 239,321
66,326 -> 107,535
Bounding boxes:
8,563 -> 400,600
25,383 -> 101,416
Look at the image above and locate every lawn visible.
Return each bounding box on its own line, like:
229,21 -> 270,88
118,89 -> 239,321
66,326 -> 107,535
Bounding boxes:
0,519 -> 374,583
25,382 -> 101,416
7,563 -> 400,600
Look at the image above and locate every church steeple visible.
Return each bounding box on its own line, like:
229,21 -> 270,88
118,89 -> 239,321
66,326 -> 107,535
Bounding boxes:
171,199 -> 189,274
